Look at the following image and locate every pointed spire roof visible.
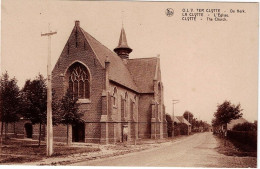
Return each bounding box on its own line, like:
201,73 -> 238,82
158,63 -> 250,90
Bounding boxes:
114,27 -> 132,59
118,27 -> 130,48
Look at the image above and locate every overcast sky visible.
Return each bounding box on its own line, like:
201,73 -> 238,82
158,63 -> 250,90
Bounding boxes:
1,1 -> 258,123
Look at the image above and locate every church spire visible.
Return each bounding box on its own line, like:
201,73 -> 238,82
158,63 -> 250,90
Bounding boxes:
114,27 -> 132,59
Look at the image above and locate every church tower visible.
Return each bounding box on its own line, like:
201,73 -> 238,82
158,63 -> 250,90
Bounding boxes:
114,27 -> 132,59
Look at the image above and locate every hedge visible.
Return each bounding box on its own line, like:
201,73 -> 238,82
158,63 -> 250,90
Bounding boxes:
227,130 -> 257,149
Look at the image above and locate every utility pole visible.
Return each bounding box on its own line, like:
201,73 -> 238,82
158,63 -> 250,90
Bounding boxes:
188,112 -> 190,135
172,99 -> 179,137
0,122 -> 2,155
41,25 -> 57,156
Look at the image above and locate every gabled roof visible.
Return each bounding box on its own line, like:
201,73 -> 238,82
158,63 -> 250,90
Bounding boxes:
173,116 -> 181,123
176,116 -> 191,126
126,57 -> 158,93
80,28 -> 139,92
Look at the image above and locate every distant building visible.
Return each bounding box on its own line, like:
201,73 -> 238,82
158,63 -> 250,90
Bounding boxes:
175,116 -> 191,135
207,126 -> 213,132
173,116 -> 181,125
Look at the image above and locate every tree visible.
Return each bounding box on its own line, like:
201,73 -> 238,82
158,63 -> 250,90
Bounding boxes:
202,121 -> 210,131
214,101 -> 243,125
183,111 -> 193,124
198,120 -> 204,127
165,114 -> 173,137
59,90 -> 83,145
211,118 -> 218,127
192,118 -> 199,130
212,101 -> 243,134
21,75 -> 46,146
21,74 -> 60,146
0,72 -> 21,139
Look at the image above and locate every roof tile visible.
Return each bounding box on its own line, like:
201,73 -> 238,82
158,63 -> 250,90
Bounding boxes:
81,28 -> 139,92
126,57 -> 158,93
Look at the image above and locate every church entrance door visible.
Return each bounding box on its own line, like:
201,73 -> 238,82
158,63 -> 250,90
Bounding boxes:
72,122 -> 85,142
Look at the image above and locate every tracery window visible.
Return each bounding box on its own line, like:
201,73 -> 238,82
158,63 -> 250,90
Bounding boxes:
68,63 -> 90,99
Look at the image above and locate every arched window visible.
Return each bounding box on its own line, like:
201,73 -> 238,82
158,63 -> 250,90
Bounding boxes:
112,87 -> 117,106
125,92 -> 128,100
158,82 -> 161,120
130,99 -> 134,120
124,92 -> 128,118
121,96 -> 125,119
68,62 -> 90,99
134,95 -> 137,102
158,82 -> 161,100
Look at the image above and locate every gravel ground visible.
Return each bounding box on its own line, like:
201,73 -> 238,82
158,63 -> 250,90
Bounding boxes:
18,136 -> 186,165
1,133 -> 256,167
72,132 -> 257,167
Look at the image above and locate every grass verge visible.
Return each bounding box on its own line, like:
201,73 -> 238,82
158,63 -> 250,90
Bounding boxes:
214,135 -> 257,157
0,138 -> 100,164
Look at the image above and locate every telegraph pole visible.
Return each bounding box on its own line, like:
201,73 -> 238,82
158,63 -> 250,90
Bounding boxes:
188,112 -> 190,135
41,25 -> 57,156
172,99 -> 179,137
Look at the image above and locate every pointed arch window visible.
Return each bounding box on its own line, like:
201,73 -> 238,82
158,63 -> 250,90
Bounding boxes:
68,63 -> 90,99
158,82 -> 162,120
124,92 -> 128,118
121,96 -> 125,119
112,87 -> 117,106
130,99 -> 134,120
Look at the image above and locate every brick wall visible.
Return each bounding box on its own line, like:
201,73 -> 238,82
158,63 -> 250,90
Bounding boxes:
0,122 -> 16,138
52,23 -> 105,143
138,94 -> 153,138
108,83 -> 138,142
53,124 -> 67,142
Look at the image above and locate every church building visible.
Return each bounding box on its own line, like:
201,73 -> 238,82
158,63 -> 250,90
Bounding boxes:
50,20 -> 167,143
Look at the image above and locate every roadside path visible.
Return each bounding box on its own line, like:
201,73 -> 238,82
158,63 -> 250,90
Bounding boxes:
72,132 -> 257,167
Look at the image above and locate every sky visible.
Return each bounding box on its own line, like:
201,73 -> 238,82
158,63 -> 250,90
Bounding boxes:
1,1 -> 258,123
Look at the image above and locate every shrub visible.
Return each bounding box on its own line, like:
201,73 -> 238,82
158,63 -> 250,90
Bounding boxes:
174,125 -> 180,136
227,130 -> 257,149
166,114 -> 173,137
179,123 -> 188,135
232,122 -> 257,131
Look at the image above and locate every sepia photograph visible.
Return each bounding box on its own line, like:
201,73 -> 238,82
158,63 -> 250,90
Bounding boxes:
0,0 -> 258,167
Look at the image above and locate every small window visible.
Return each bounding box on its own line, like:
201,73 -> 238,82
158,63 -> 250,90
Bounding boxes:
157,103 -> 161,120
121,97 -> 125,118
130,100 -> 134,120
158,82 -> 162,120
112,88 -> 117,106
124,92 -> 128,118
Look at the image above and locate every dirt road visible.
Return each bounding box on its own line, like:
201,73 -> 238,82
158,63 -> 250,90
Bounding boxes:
72,132 -> 256,167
